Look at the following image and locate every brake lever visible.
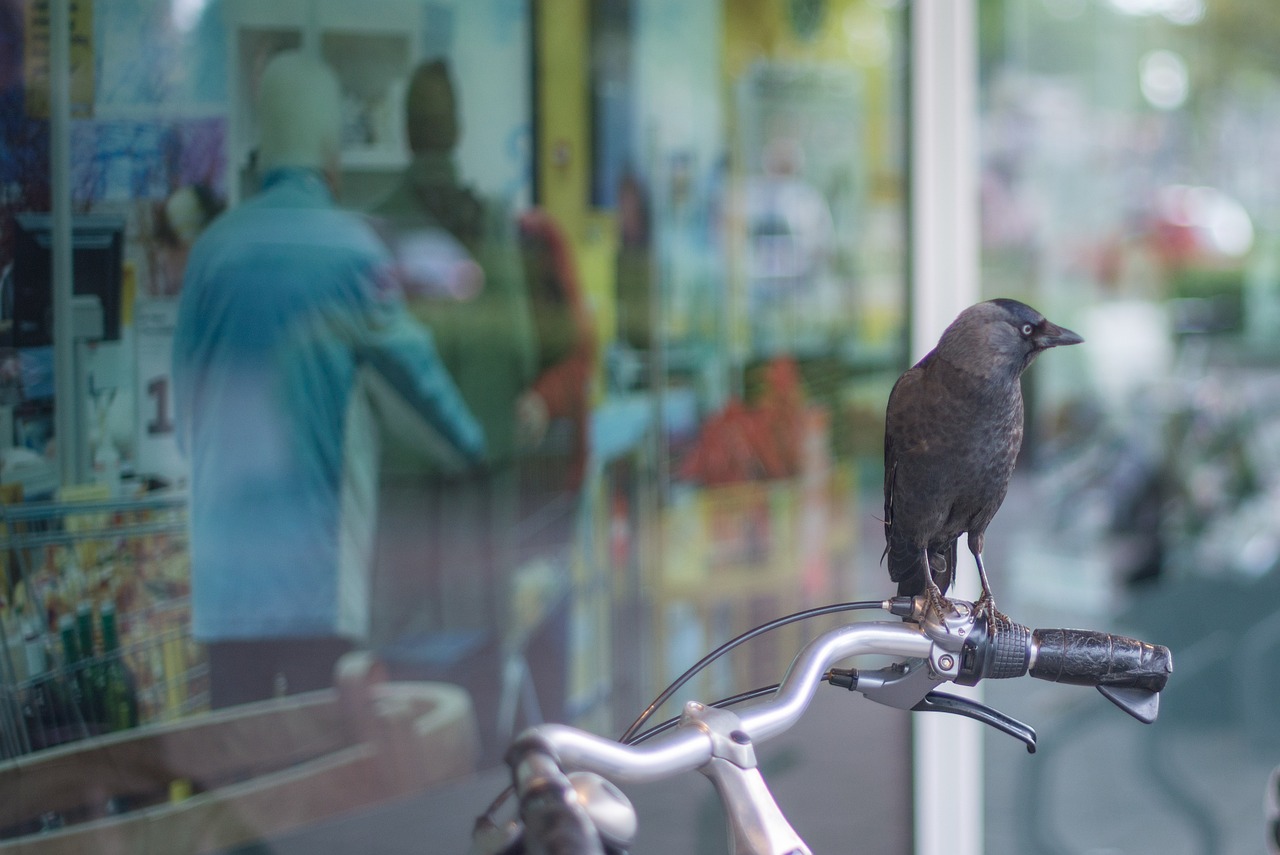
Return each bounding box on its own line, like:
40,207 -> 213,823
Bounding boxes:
828,657 -> 941,709
912,690 -> 1038,753
829,657 -> 1039,753
828,605 -> 1038,753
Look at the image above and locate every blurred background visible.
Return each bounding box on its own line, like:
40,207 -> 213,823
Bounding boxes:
979,1 -> 1280,853
0,0 -> 1276,853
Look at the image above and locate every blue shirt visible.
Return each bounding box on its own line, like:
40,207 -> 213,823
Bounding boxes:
172,169 -> 485,642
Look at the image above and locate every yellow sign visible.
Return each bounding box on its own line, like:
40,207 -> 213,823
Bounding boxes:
24,0 -> 94,119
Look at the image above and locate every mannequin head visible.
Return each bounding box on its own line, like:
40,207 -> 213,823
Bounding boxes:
256,50 -> 344,191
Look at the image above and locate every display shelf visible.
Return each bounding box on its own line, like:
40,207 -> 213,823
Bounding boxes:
0,492 -> 201,758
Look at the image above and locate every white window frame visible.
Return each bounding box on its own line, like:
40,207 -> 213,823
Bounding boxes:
910,2 -> 983,855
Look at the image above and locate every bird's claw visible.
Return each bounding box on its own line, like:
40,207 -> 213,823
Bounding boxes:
923,586 -> 954,630
973,594 -> 1010,630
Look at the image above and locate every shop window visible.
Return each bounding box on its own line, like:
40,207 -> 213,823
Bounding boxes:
0,1 -> 912,851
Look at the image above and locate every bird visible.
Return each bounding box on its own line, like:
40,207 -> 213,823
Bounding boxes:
882,298 -> 1083,623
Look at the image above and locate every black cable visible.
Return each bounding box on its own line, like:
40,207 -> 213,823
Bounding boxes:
619,600 -> 886,744
627,682 -> 787,744
479,785 -> 515,822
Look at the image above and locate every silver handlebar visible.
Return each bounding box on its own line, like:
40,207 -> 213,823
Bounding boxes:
498,618 -> 939,855
491,601 -> 1171,855
513,620 -> 934,783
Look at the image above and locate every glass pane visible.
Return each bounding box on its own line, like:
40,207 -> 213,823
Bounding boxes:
0,0 -> 910,851
979,0 -> 1278,852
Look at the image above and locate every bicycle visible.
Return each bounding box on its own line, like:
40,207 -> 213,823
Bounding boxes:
470,594 -> 1173,855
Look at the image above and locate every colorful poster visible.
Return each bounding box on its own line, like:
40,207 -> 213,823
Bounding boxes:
22,0 -> 94,118
69,117 -> 226,205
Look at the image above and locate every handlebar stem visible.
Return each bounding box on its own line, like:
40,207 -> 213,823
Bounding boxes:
686,702 -> 813,855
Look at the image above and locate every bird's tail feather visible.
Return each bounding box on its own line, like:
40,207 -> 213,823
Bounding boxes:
887,537 -> 954,597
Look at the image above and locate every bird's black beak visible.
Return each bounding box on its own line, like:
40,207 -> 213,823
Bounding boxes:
1036,322 -> 1084,349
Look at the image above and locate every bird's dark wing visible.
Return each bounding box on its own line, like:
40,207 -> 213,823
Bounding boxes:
882,457 -> 920,588
885,456 -> 955,595
882,352 -> 962,597
882,366 -> 915,548
883,364 -> 933,593
882,354 -> 935,530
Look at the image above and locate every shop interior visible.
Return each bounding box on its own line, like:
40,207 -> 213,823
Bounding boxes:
0,0 -> 1276,853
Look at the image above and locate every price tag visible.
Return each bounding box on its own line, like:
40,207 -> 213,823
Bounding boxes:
133,299 -> 185,485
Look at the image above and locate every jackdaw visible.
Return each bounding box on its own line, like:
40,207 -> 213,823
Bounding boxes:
883,298 -> 1083,620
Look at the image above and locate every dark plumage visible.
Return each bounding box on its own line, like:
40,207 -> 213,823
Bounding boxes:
883,298 -> 1083,618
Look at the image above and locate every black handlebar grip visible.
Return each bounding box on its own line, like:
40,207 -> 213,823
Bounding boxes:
1029,628 -> 1172,693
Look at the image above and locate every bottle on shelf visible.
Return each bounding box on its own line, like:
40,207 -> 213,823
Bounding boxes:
74,602 -> 95,661
56,614 -> 91,741
24,620 -> 77,750
20,622 -> 55,751
75,601 -> 108,728
91,436 -> 122,498
100,602 -> 139,731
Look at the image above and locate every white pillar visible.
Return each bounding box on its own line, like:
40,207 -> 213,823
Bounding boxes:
912,0 -> 980,357
50,0 -> 78,488
910,1 -> 983,855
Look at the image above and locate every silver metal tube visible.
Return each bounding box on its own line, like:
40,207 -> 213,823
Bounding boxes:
533,723 -> 714,782
739,622 -> 931,742
532,621 -> 931,782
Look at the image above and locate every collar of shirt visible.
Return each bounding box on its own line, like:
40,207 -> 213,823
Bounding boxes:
259,167 -> 333,200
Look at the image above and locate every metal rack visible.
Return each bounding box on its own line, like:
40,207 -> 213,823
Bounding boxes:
0,493 -> 206,759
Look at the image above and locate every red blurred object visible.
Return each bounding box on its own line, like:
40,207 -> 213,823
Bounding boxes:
518,208 -> 598,491
679,358 -> 806,486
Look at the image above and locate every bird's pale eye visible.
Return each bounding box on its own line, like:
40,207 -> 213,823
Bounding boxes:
1020,323 -> 1034,336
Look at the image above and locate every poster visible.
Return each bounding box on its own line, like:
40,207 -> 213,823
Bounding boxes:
23,0 -> 94,118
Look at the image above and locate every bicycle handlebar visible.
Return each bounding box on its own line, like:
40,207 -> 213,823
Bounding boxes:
511,621 -> 933,786
493,600 -> 1173,855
